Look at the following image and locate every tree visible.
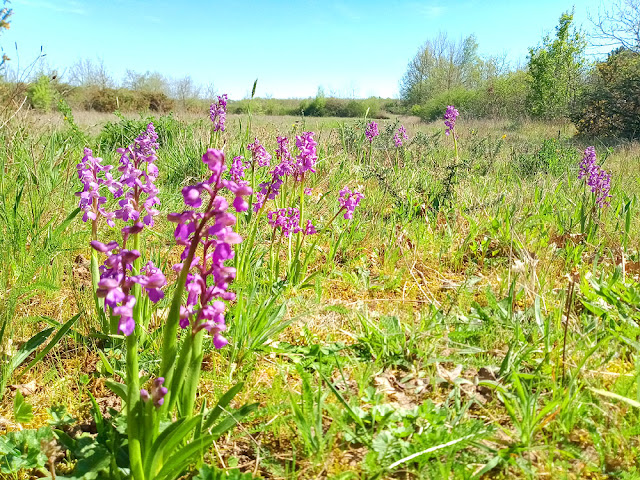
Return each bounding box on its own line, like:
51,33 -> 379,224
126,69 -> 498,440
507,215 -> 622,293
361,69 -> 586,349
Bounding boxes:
203,81 -> 217,101
400,32 -> 502,106
68,58 -> 113,89
172,75 -> 200,105
572,47 -> 640,139
590,0 -> 640,53
527,11 -> 588,118
123,69 -> 170,94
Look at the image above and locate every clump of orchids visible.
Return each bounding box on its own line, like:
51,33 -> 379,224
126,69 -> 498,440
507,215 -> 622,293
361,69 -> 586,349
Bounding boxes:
76,125 -> 254,480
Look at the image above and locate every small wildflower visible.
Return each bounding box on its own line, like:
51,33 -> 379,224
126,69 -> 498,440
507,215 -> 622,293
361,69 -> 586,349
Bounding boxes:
295,131 -> 318,178
229,155 -> 248,183
268,208 -> 302,237
393,125 -> 408,147
444,105 -> 459,136
511,259 -> 526,275
114,123 -> 161,227
141,377 -> 168,407
579,147 -> 611,207
365,121 -> 379,143
247,138 -> 272,167
304,220 -> 317,236
75,148 -> 117,227
338,187 -> 364,220
210,94 -> 228,132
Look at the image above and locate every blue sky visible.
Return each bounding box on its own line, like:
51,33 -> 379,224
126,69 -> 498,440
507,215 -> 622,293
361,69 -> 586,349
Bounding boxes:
3,0 -> 608,99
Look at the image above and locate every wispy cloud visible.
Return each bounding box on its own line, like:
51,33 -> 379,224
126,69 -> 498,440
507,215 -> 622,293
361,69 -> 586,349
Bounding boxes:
16,0 -> 87,15
143,15 -> 162,24
332,1 -> 361,22
408,2 -> 446,19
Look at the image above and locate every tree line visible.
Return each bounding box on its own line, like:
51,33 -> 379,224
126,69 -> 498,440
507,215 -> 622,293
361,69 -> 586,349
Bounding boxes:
399,2 -> 640,139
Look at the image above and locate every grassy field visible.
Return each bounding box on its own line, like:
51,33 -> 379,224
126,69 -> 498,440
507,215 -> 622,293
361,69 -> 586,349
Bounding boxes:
0,107 -> 639,480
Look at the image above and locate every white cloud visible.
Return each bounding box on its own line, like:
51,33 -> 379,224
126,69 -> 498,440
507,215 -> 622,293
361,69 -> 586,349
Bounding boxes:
16,0 -> 87,15
407,2 -> 446,18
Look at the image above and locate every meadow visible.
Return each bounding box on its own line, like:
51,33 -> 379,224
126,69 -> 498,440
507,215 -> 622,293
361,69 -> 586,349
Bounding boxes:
0,102 -> 639,480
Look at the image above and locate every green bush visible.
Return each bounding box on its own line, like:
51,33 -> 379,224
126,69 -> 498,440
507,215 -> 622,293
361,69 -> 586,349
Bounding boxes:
300,95 -> 326,116
62,86 -> 174,113
572,48 -> 640,140
228,98 -> 299,116
510,138 -> 579,177
300,96 -> 386,118
27,75 -> 57,112
142,91 -> 175,112
414,87 -> 481,121
98,113 -> 183,152
480,71 -> 529,118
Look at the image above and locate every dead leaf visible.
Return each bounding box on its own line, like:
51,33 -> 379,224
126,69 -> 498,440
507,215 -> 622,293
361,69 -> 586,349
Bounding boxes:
374,371 -> 416,409
549,232 -> 585,249
10,379 -> 37,396
435,363 -> 463,384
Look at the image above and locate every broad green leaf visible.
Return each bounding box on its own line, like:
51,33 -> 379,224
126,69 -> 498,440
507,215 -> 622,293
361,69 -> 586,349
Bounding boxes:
104,380 -> 127,401
145,416 -> 201,478
13,391 -> 34,424
154,434 -> 216,480
208,403 -> 259,440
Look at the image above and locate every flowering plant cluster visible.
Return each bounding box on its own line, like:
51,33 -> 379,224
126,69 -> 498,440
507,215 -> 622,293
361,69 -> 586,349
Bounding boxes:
210,94 -> 228,132
365,121 -> 379,143
578,146 -> 612,207
77,122 -> 256,480
170,149 -> 252,350
338,187 -> 365,219
223,127 -> 366,288
92,239 -> 166,336
76,148 -> 116,229
115,123 -> 161,227
75,102 -> 366,478
268,207 -> 302,237
247,137 -> 272,167
77,123 -> 165,336
444,105 -> 459,136
76,123 -> 161,233
252,132 -> 317,212
393,124 -> 408,147
267,207 -> 317,237
229,155 -> 248,183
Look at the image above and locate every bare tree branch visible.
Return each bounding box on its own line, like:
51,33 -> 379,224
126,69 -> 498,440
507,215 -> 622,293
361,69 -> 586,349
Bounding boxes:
589,0 -> 640,52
